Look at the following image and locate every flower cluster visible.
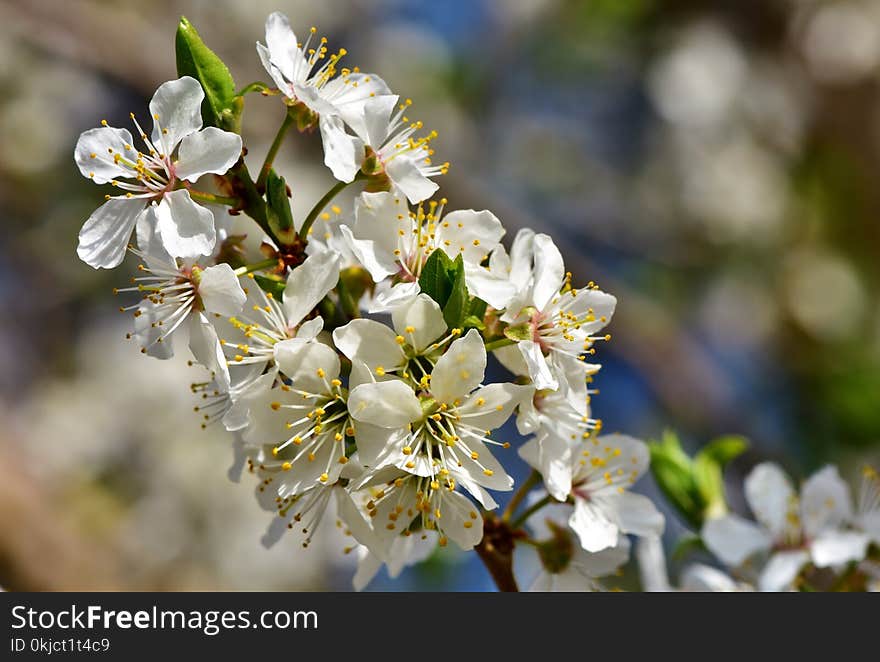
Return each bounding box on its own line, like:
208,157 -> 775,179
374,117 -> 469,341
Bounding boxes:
74,11 -> 665,591
74,12 -> 878,592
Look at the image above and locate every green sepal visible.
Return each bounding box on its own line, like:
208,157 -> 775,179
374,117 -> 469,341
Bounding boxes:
418,249 -> 456,308
253,273 -> 285,299
175,16 -> 240,131
265,169 -> 296,244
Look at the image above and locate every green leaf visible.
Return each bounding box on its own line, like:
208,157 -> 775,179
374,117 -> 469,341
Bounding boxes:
253,274 -> 285,299
442,255 -> 468,329
671,534 -> 707,561
650,452 -> 701,529
462,315 -> 486,330
468,297 -> 487,321
175,16 -> 239,131
418,249 -> 455,308
265,169 -> 296,244
697,435 -> 749,466
693,435 -> 749,520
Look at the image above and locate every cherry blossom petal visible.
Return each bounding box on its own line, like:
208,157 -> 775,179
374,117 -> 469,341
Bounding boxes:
155,189 -> 216,258
149,76 -> 204,155
430,329 -> 486,404
282,250 -> 341,326
75,126 -> 135,184
175,127 -> 242,181
77,197 -> 145,269
198,263 -> 246,316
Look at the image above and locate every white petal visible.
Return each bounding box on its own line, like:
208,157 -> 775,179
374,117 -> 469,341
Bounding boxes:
369,280 -> 421,313
464,265 -> 517,310
187,312 -> 229,388
336,487 -> 383,559
800,464 -> 853,538
518,433 -> 572,501
385,155 -> 438,204
74,126 -> 134,183
135,204 -> 176,272
351,422 -> 408,469
438,490 -> 484,550
296,316 -> 324,341
810,531 -> 869,568
519,340 -> 558,390
282,250 -> 341,326
175,127 -> 242,181
493,343 -> 529,377
352,548 -> 382,592
680,565 -> 739,592
77,198 -> 145,269
563,288 -> 617,335
531,234 -> 565,311
435,209 -> 505,266
744,462 -> 796,539
702,514 -> 772,566
457,383 -> 533,433
604,491 -> 665,538
758,550 -> 809,592
256,43 -> 292,95
149,76 -> 204,155
352,190 -> 409,263
348,380 -> 422,428
335,89 -> 396,144
263,11 -> 308,86
636,536 -> 672,592
569,499 -> 620,553
274,338 -> 340,392
392,293 -> 447,353
332,319 -> 404,372
318,114 -> 363,182
572,536 -> 631,579
198,263 -> 246,316
339,224 -> 398,282
429,328 -> 486,404
155,190 -> 216,258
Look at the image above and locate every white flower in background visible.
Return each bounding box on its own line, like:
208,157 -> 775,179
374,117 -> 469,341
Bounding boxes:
515,387 -> 603,501
530,534 -> 630,592
75,76 -> 242,268
341,191 -> 512,311
521,433 -> 664,553
492,230 -> 616,409
256,12 -> 392,180
525,506 -> 630,592
636,536 -> 750,592
702,463 -> 870,592
856,465 -> 880,544
325,94 -> 448,203
347,329 -> 532,498
117,208 -> 246,372
333,293 -> 458,382
214,250 -> 341,430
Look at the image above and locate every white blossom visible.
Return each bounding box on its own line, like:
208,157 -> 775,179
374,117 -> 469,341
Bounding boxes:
75,76 -> 241,268
702,463 -> 870,591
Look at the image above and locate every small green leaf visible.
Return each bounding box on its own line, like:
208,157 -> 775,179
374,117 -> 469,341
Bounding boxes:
442,255 -> 468,329
462,315 -> 486,330
671,534 -> 707,561
176,16 -> 239,131
418,249 -> 455,308
253,273 -> 285,298
468,297 -> 487,321
698,435 -> 749,466
265,169 -> 296,244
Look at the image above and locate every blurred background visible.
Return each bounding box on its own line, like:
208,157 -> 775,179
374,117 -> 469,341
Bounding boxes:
1,0 -> 879,591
